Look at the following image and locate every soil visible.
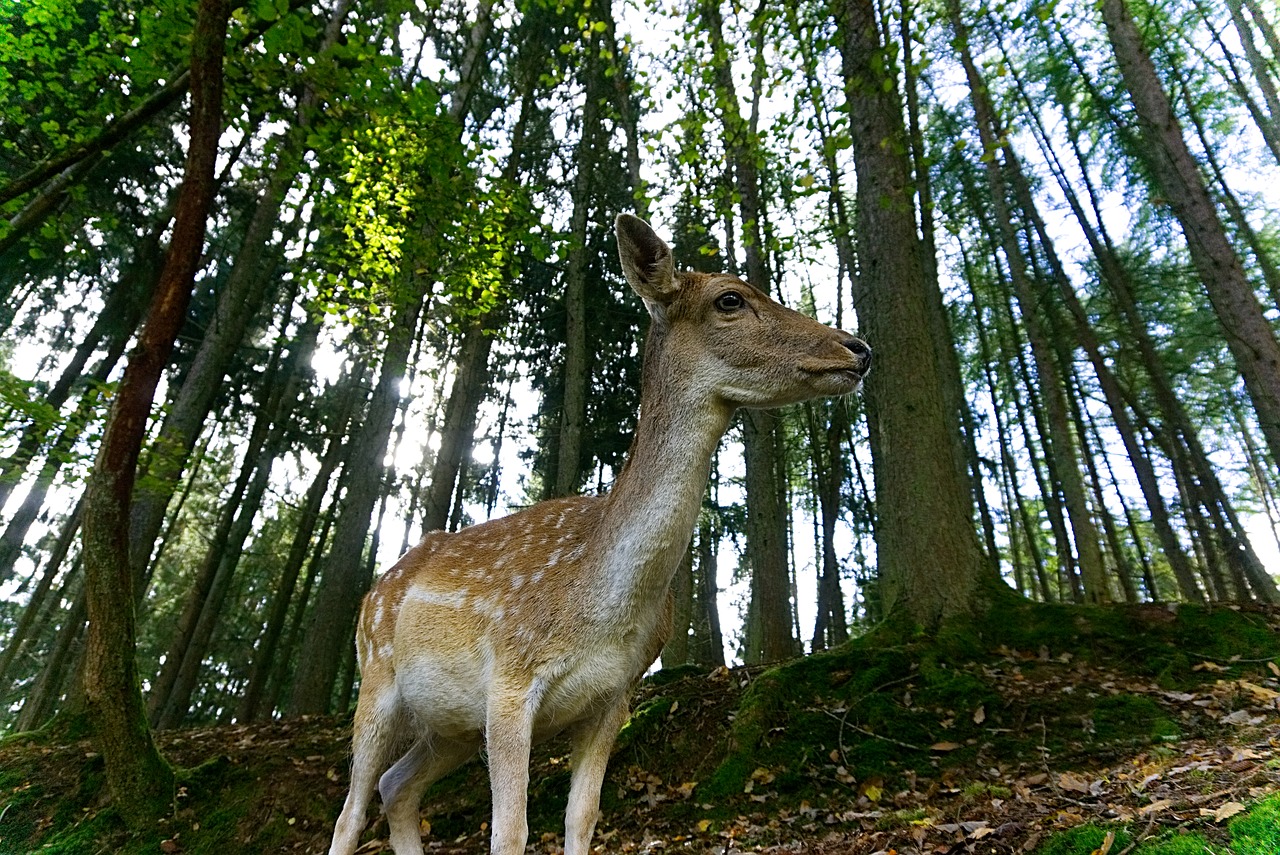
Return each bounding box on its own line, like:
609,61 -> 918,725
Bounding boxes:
2,603 -> 1279,855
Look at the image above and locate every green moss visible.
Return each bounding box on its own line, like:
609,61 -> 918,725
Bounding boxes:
1229,792 -> 1280,855
616,697 -> 676,749
1093,694 -> 1181,743
644,664 -> 707,688
874,807 -> 929,830
960,781 -> 1012,802
967,603 -> 1280,686
1133,832 -> 1222,854
1034,824 -> 1132,855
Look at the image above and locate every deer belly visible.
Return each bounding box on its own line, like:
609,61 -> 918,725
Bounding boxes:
393,649 -> 491,740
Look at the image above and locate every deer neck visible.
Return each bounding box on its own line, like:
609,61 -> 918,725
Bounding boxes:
590,331 -> 733,622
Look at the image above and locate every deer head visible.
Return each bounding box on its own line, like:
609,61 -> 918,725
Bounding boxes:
616,213 -> 870,410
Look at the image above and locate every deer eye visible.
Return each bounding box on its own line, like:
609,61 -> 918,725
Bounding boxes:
714,291 -> 745,312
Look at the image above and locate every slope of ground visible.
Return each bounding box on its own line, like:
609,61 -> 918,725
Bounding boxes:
2,603 -> 1279,854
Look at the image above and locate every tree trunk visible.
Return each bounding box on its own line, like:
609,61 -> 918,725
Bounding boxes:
237,371 -> 358,722
1227,0 -> 1280,159
661,547 -> 694,669
77,0 -> 228,827
125,0 -> 353,586
0,219 -> 161,509
835,0 -> 990,630
0,500 -> 82,697
552,66 -> 602,499
689,510 -> 725,667
17,581 -> 87,732
698,0 -> 796,663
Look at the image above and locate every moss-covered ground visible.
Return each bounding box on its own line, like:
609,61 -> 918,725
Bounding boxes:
2,603 -> 1279,854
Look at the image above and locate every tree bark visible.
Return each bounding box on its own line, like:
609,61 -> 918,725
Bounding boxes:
77,0 -> 229,827
836,0 -> 993,630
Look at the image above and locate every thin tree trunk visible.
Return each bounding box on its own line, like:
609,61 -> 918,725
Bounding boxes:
661,547 -> 694,668
1227,0 -> 1280,156
1101,0 -> 1280,466
260,502 -> 337,720
237,371 -> 358,722
689,508 -> 725,667
0,385 -> 103,585
17,581 -> 87,732
552,82 -> 599,499
0,221 -> 161,509
78,0 -> 229,826
288,292 -> 424,714
0,500 -> 82,696
699,0 -> 796,662
949,0 -> 1109,603
125,0 -> 353,586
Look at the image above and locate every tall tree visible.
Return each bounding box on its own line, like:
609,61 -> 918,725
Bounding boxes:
948,0 -> 1110,603
835,0 -> 991,630
288,0 -> 495,713
699,0 -> 798,663
1100,0 -> 1280,468
77,0 -> 230,826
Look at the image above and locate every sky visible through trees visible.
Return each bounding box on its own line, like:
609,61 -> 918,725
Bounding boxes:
1,0 -> 1280,740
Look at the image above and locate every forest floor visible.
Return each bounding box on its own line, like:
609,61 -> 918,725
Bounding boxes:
3,603 -> 1280,855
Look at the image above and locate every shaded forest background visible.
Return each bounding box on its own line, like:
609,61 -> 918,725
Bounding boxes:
2,0 -> 1280,812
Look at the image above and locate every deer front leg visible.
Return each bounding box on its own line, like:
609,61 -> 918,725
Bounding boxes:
564,697 -> 630,855
486,684 -> 539,855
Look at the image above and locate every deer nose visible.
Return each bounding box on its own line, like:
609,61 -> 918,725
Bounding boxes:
843,336 -> 871,365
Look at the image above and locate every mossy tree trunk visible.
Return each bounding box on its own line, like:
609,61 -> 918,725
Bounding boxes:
78,0 -> 230,828
835,0 -> 993,631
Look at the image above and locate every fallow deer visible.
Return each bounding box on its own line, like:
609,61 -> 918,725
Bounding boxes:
328,214 -> 871,855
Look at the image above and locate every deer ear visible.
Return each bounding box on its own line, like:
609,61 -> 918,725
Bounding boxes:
616,214 -> 678,307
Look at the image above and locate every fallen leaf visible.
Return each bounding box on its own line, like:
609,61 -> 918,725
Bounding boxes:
1058,772 -> 1092,794
1089,829 -> 1115,854
1222,709 -> 1264,725
1210,802 -> 1247,822
973,705 -> 986,725
1140,799 -> 1174,814
930,742 -> 961,752
1238,680 -> 1280,702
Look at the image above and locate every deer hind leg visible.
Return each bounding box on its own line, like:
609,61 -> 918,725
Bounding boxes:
381,734 -> 480,854
563,697 -> 630,855
329,679 -> 405,855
